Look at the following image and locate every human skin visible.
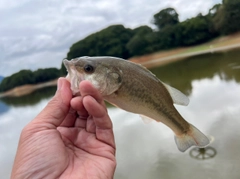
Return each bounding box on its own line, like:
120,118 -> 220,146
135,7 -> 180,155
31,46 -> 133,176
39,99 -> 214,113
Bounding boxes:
11,78 -> 116,179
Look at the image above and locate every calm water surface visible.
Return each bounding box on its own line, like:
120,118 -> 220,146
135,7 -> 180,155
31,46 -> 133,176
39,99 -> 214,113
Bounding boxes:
1,50 -> 240,179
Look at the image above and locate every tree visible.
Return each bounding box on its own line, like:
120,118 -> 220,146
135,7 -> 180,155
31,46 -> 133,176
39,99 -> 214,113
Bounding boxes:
0,70 -> 35,92
126,26 -> 153,56
0,68 -> 60,92
33,68 -> 60,83
132,25 -> 152,35
180,14 -> 216,46
155,25 -> 183,49
208,4 -> 221,17
67,25 -> 133,60
63,25 -> 134,74
152,7 -> 179,30
213,0 -> 240,35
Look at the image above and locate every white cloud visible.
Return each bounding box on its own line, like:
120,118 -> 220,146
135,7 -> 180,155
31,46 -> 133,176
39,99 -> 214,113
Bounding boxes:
0,0 -> 221,76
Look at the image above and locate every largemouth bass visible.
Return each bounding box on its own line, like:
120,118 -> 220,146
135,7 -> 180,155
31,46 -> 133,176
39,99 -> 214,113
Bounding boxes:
63,56 -> 210,152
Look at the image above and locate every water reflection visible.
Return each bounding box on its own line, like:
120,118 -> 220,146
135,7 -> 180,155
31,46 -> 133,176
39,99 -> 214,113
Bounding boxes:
112,75 -> 240,179
0,101 -> 9,114
150,49 -> 240,95
189,147 -> 217,160
0,98 -> 51,178
0,86 -> 56,107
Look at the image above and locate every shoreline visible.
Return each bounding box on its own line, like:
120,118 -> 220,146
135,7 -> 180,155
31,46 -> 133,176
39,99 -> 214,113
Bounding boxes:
139,42 -> 240,68
130,32 -> 240,68
0,79 -> 58,98
1,35 -> 240,98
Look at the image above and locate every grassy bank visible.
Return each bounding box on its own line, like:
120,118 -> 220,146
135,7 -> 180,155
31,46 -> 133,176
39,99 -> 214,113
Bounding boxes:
130,32 -> 240,68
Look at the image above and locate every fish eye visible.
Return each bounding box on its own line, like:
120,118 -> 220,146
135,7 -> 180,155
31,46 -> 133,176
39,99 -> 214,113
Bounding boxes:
84,64 -> 94,73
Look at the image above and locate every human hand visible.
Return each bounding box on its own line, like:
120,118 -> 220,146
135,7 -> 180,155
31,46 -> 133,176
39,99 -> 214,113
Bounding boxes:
11,78 -> 116,179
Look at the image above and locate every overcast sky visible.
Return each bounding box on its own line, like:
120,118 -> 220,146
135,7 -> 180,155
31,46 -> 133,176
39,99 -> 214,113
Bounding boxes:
0,0 -> 221,77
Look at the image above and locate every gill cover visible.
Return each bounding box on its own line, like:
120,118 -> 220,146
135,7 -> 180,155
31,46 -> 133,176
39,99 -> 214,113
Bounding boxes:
103,67 -> 122,96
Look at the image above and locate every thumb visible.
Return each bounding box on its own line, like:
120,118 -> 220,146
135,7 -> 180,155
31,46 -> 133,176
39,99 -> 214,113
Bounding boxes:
32,78 -> 72,128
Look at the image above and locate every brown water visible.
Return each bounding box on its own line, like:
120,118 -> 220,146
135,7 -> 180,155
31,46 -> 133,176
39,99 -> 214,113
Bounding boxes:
0,49 -> 240,179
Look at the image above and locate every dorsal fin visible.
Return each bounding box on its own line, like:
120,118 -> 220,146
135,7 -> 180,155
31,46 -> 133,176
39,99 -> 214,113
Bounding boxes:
163,83 -> 189,106
133,61 -> 190,106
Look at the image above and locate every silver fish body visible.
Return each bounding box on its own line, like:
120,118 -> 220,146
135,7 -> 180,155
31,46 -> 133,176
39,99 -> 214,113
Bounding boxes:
63,56 -> 210,152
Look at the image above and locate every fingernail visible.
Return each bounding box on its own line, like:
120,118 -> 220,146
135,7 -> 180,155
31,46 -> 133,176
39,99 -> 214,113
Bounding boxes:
57,78 -> 63,90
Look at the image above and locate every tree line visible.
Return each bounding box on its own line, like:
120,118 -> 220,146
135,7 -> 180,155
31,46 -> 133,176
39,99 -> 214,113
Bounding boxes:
0,68 -> 60,92
1,0 -> 240,92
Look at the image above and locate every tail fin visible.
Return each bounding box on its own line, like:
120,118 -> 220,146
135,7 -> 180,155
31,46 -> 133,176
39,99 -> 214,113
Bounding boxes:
174,124 -> 210,152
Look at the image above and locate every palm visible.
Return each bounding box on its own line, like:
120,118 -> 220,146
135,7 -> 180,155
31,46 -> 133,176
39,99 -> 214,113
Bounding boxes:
56,118 -> 116,179
11,80 -> 116,179
22,121 -> 115,179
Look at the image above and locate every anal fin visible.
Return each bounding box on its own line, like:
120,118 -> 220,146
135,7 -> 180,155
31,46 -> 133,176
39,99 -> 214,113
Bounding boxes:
140,115 -> 155,124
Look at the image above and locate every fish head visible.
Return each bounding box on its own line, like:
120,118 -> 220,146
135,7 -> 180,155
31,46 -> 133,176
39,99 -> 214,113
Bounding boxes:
63,56 -> 123,96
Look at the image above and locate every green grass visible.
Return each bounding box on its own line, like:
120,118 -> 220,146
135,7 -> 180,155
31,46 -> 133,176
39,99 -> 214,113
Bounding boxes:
184,45 -> 210,53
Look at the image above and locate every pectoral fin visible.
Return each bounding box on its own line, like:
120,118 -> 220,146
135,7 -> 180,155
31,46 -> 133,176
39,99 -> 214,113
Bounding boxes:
163,83 -> 189,106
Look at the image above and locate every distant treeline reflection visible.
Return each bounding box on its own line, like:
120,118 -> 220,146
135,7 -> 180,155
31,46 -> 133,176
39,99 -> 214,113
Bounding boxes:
150,49 -> 240,95
0,86 -> 56,107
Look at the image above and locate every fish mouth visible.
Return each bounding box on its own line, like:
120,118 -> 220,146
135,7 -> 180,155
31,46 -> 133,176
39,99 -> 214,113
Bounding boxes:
63,59 -> 85,95
69,72 -> 84,95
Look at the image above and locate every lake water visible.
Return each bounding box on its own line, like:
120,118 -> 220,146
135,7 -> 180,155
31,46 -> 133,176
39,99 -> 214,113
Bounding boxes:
1,49 -> 240,179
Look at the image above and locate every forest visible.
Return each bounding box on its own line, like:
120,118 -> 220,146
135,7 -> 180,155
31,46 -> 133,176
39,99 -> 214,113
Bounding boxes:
0,68 -> 60,92
1,0 -> 240,92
